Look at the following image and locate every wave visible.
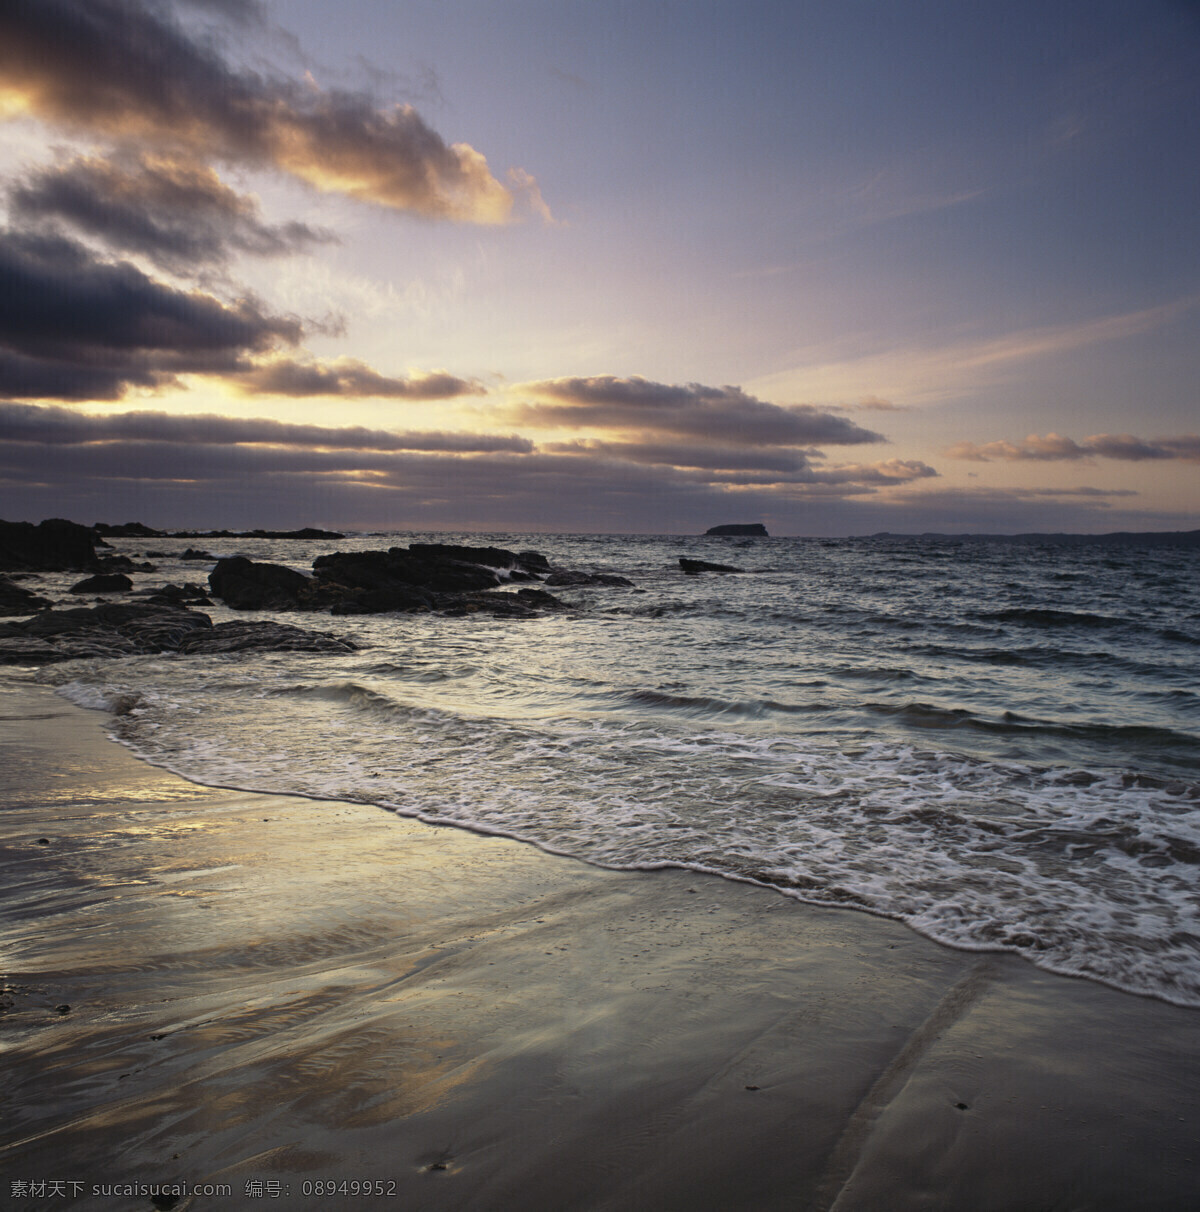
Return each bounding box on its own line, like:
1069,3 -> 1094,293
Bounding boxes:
862,700 -> 1199,756
264,680 -> 437,721
623,688 -> 826,718
978,608 -> 1128,629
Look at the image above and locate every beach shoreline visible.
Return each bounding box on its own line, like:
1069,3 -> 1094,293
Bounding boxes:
3,679 -> 1199,1211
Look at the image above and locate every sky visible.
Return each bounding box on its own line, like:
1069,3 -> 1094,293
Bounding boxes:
0,0 -> 1197,536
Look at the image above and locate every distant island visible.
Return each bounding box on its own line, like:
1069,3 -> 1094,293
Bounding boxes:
94,523 -> 344,540
865,530 -> 1200,548
705,523 -> 768,537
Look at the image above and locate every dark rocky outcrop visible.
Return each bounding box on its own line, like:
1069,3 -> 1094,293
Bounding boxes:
205,546 -> 566,618
543,570 -> 635,588
95,554 -> 156,573
0,602 -> 212,663
407,543 -> 549,580
0,602 -> 354,664
516,551 -> 553,573
705,523 -> 768,536
180,548 -> 218,561
0,519 -> 102,572
140,582 -> 212,606
314,548 -> 501,598
70,573 -> 133,594
93,522 -> 164,538
179,620 -> 355,655
437,588 -> 567,618
168,527 -> 345,540
209,557 -> 313,610
0,575 -> 51,617
679,558 -> 743,574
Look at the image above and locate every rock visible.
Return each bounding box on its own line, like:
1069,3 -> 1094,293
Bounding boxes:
326,583 -> 436,615
437,589 -> 565,618
209,557 -> 312,610
0,635 -> 60,662
517,551 -> 552,573
95,554 -> 155,573
93,522 -> 164,538
679,558 -> 743,574
206,545 -> 566,618
180,547 -> 217,561
168,527 -> 344,540
142,582 -> 212,606
705,523 -> 768,536
407,543 -> 548,578
180,620 -> 355,655
314,548 -> 500,600
70,573 -> 133,594
0,601 -> 354,663
543,570 -> 634,588
0,602 -> 211,663
514,588 -> 568,609
0,518 -> 101,572
0,575 -> 52,616
251,527 -> 344,540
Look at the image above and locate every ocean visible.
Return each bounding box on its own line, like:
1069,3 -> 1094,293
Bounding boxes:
25,531 -> 1200,1007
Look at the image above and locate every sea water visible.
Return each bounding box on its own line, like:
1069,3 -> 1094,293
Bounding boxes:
28,532 -> 1200,1006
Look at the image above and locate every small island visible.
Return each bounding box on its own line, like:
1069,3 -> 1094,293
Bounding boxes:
704,523 -> 768,537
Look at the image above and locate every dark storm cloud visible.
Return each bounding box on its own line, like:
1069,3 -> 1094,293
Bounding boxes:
0,402 -> 531,453
3,441 -> 1152,537
543,439 -> 936,487
947,432 -> 1200,463
227,359 -> 480,399
513,376 -> 884,447
9,154 -> 335,269
0,231 -> 303,400
0,411 -> 931,528
0,0 -> 518,222
0,350 -> 154,402
543,439 -> 817,473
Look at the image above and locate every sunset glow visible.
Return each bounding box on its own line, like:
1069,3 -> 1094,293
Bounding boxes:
1,0 -> 1197,534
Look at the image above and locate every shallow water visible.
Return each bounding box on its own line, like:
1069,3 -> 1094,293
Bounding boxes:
30,531 -> 1200,1006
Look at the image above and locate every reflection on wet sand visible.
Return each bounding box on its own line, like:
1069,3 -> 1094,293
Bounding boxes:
4,685 -> 1200,1211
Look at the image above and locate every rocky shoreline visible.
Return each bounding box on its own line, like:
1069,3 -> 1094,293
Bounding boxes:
0,518 -> 642,663
0,516 -> 771,663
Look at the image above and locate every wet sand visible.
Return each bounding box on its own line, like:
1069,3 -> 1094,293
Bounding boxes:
2,682 -> 1199,1211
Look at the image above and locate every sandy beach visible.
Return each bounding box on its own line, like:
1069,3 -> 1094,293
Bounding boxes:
3,681 -> 1199,1211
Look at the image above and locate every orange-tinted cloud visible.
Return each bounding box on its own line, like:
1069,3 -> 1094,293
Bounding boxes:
0,0 -> 526,223
226,358 -> 482,400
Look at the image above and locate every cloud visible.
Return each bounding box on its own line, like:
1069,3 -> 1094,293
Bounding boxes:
512,376 -> 885,447
544,439 -> 816,473
0,232 -> 463,406
0,0 -> 526,223
543,438 -> 935,487
0,402 -> 531,453
0,230 -> 302,400
1,437 -> 1170,537
224,358 -> 482,399
1083,433 -> 1200,462
947,431 -> 1200,463
8,152 -> 336,269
